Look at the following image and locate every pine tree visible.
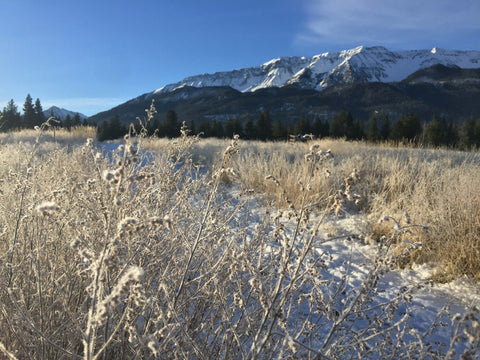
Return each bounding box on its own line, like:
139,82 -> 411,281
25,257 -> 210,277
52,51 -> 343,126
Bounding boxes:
380,115 -> 391,140
244,117 -> 255,140
198,120 -> 211,137
293,117 -> 311,135
312,117 -> 329,138
366,115 -> 381,142
330,109 -> 354,138
63,115 -> 72,130
352,119 -> 364,140
71,113 -> 82,127
187,120 -> 196,135
272,120 -> 287,140
1,99 -> 21,131
474,118 -> 480,148
97,115 -> 127,141
391,113 -> 422,142
164,110 -> 180,138
459,117 -> 480,149
424,114 -> 447,147
255,109 -> 272,140
34,98 -> 46,127
210,119 -> 225,138
445,122 -> 459,148
225,118 -> 243,138
22,94 -> 36,128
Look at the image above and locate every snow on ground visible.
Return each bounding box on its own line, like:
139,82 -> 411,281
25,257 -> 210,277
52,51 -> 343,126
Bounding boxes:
230,184 -> 480,356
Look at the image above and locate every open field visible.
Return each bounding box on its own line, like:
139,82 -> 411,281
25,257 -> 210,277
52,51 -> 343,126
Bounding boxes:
0,128 -> 479,359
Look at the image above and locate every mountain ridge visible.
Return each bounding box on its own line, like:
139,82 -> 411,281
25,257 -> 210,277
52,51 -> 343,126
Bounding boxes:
43,106 -> 88,121
88,46 -> 480,126
151,46 -> 480,95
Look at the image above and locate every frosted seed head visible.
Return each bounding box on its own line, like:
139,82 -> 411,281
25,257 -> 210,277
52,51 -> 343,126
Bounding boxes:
70,238 -> 82,249
102,170 -> 115,182
125,266 -> 145,282
309,144 -> 320,152
35,201 -> 60,216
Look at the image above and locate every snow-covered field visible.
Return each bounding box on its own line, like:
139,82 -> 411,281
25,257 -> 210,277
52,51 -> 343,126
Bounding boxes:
231,185 -> 480,358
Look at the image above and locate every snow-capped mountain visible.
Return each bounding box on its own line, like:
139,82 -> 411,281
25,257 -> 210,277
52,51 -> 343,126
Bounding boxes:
43,106 -> 88,121
153,46 -> 480,95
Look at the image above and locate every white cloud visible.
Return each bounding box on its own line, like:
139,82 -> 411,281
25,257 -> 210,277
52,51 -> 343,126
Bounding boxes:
298,0 -> 480,49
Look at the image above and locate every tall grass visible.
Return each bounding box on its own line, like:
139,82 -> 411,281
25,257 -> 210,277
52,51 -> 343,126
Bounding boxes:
215,139 -> 480,280
0,126 -> 479,359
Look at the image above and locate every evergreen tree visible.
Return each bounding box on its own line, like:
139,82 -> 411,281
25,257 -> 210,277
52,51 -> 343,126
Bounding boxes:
459,117 -> 480,149
445,122 -> 459,148
1,99 -> 21,131
459,117 -> 476,149
34,98 -> 46,126
22,94 -> 36,128
198,120 -> 211,137
97,115 -> 127,141
163,110 -> 180,138
293,117 -> 311,135
187,120 -> 196,135
71,113 -> 82,127
210,119 -> 225,138
380,115 -> 391,140
63,114 -> 72,130
391,113 -> 422,142
244,117 -> 255,140
352,119 -> 364,140
224,118 -> 243,138
474,118 -> 480,148
272,120 -> 288,140
330,109 -> 355,139
366,115 -> 381,142
424,114 -> 447,147
255,109 -> 272,140
312,117 -> 329,138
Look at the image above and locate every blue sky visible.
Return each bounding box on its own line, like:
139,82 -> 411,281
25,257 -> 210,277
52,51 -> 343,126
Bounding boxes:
1,0 -> 479,116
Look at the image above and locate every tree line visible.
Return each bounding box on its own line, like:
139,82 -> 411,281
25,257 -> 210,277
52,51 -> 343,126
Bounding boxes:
3,96 -> 480,150
98,108 -> 480,150
0,95 -> 93,132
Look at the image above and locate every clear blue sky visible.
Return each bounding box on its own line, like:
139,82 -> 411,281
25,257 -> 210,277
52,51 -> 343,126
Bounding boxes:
1,0 -> 479,116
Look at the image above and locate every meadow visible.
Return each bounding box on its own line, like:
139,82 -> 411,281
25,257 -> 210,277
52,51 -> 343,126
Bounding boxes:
0,124 -> 479,359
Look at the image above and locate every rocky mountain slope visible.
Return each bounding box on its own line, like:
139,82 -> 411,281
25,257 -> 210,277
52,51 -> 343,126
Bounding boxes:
89,46 -> 480,125
151,46 -> 480,95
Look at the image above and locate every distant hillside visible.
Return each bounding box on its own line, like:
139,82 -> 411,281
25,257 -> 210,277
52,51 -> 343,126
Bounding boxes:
402,64 -> 480,84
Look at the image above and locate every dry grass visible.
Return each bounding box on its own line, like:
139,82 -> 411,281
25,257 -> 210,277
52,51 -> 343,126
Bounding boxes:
0,128 -> 479,359
193,138 -> 480,279
0,126 -> 97,146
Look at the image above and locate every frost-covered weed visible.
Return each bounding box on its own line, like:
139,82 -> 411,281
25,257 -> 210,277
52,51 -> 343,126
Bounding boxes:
0,120 -> 479,359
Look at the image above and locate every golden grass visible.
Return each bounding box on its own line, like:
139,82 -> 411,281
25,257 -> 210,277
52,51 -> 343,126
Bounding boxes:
0,126 -> 97,145
190,138 -> 480,279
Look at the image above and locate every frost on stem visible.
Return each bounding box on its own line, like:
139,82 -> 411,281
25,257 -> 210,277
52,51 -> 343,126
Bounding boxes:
95,266 -> 145,324
35,201 -> 60,216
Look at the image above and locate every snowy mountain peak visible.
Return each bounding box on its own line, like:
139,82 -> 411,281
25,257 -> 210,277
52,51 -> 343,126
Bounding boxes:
152,46 -> 480,96
43,106 -> 88,121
